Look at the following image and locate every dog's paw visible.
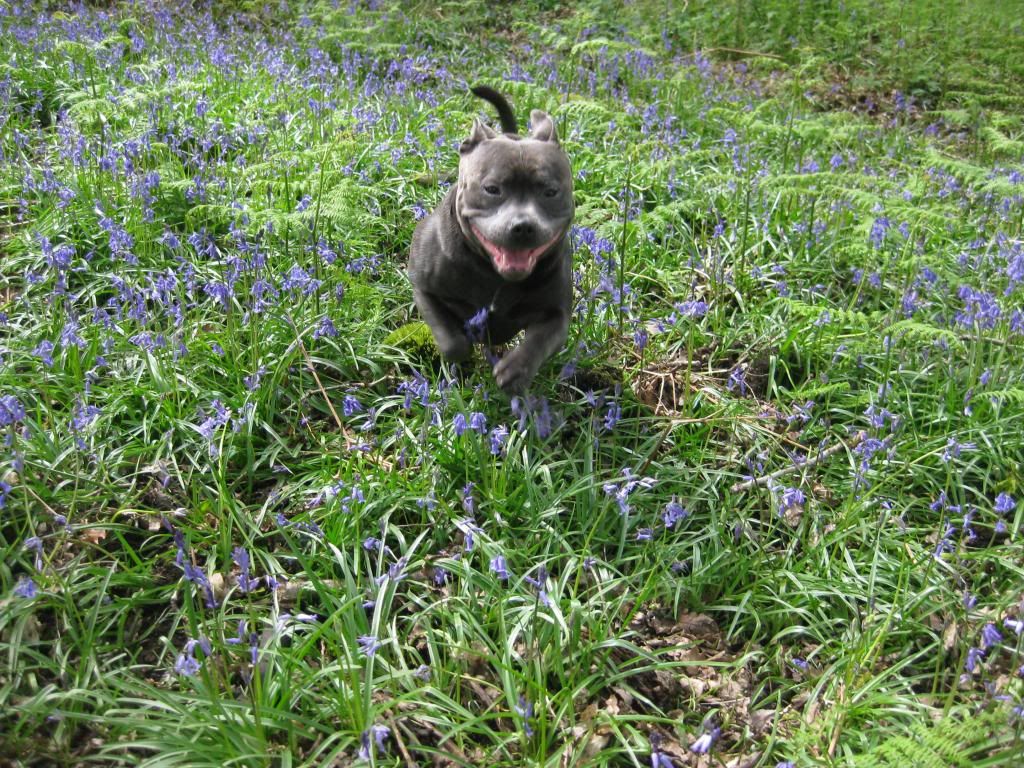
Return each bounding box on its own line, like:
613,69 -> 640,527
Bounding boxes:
438,334 -> 472,363
493,347 -> 540,395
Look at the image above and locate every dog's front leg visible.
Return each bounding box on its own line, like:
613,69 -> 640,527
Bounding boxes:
493,309 -> 568,394
413,288 -> 472,362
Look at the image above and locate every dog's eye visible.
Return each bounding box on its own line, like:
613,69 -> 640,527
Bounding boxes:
544,187 -> 559,198
484,184 -> 501,195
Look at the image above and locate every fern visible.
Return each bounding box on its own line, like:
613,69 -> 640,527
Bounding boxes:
852,708 -> 1020,768
886,319 -> 963,350
980,126 -> 1024,157
922,150 -> 989,186
985,387 -> 1024,406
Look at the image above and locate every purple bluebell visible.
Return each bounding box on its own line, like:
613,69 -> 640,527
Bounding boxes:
689,724 -> 720,754
183,562 -> 218,608
0,395 -> 26,426
602,468 -> 655,515
464,306 -> 489,342
514,695 -> 534,737
727,366 -> 748,396
941,438 -> 976,462
358,724 -> 390,760
24,536 -> 43,571
490,554 -> 510,581
981,622 -> 1003,649
778,487 -> 805,516
358,635 -> 383,658
649,733 -> 675,768
458,412 -> 485,436
14,575 -> 37,599
174,638 -> 207,677
603,400 -> 622,431
233,546 -> 259,593
342,394 -> 363,416
995,493 -> 1016,515
1004,617 -> 1024,636
34,340 -> 55,367
523,565 -> 551,607
489,425 -> 509,455
662,498 -> 690,528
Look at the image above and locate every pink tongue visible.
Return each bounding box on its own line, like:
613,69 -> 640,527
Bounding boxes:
472,226 -> 554,276
493,246 -> 539,274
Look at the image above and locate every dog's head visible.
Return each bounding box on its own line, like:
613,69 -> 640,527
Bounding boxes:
455,110 -> 574,282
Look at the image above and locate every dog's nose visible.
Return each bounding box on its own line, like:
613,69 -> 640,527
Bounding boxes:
510,220 -> 537,240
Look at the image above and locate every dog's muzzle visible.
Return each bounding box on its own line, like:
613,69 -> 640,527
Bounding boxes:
471,225 -> 561,280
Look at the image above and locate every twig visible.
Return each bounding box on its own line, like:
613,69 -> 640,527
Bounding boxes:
386,713 -> 418,768
701,46 -> 786,61
293,331 -> 345,433
729,431 -> 866,494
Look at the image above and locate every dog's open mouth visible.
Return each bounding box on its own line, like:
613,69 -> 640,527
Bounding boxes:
471,225 -> 561,278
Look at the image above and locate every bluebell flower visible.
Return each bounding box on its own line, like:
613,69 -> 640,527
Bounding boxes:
342,395 -> 363,417
34,340 -> 55,367
662,498 -> 690,528
453,412 -> 468,436
965,646 -> 984,674
941,438 -> 976,462
313,317 -> 338,339
633,327 -> 649,351
869,215 -> 890,249
778,487 -> 805,517
648,733 -> 675,768
489,425 -> 509,455
232,546 -> 259,593
1004,617 -> 1024,636
358,724 -> 390,760
490,554 -> 510,581
243,367 -> 268,392
0,394 -> 26,426
358,635 -> 383,658
25,536 -> 43,571
468,411 -> 487,433
602,468 -> 655,515
636,527 -> 654,541
174,637 -> 209,677
464,306 -> 489,342
524,565 -> 551,607
727,366 -> 748,396
14,575 -> 37,599
603,400 -> 622,431
981,622 -> 1003,649
183,562 -> 218,608
689,724 -> 720,754
995,493 -> 1016,515
514,695 -> 534,737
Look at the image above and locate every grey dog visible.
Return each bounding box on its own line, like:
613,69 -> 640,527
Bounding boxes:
408,86 -> 574,394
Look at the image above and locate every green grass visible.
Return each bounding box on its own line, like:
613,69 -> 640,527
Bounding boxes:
2,1 -> 1023,765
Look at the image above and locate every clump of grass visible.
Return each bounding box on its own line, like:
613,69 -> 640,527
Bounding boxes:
1,1 -> 1023,766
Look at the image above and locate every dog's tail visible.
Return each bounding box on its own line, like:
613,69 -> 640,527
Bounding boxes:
470,85 -> 518,135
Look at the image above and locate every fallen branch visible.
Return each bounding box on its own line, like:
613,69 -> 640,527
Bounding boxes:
729,431 -> 866,494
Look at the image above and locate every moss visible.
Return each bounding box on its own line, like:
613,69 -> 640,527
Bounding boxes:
383,321 -> 440,361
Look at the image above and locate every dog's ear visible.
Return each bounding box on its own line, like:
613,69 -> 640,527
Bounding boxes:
529,110 -> 559,144
460,119 -> 497,154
